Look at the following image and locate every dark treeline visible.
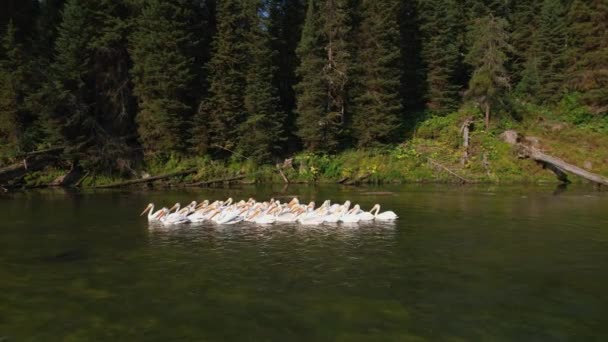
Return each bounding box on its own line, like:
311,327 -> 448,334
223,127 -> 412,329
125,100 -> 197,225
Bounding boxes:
0,0 -> 606,174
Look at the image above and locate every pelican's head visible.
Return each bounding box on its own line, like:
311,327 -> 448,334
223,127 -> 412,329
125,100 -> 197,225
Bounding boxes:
225,197 -> 233,206
195,200 -> 209,210
288,198 -> 299,207
140,203 -> 153,216
187,201 -> 197,208
169,203 -> 180,212
371,204 -> 381,215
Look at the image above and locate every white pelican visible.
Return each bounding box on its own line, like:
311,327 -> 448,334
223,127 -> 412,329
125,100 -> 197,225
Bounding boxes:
140,203 -> 177,222
371,204 -> 398,221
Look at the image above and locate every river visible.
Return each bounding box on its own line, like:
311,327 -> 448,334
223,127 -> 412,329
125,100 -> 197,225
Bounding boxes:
1,185 -> 607,340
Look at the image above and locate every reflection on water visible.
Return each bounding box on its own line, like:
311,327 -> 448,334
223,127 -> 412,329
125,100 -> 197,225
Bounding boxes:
1,184 -> 607,340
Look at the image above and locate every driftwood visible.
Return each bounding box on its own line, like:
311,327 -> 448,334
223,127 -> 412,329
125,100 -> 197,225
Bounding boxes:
344,172 -> 372,185
428,158 -> 471,184
186,174 -> 247,187
92,168 -> 199,189
501,130 -> 608,186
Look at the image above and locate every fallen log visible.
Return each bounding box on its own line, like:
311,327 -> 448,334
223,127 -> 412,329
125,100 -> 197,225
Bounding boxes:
428,158 -> 471,184
92,168 -> 198,189
524,146 -> 608,186
500,130 -> 608,185
344,172 -> 372,185
0,155 -> 58,184
185,174 -> 247,187
336,176 -> 349,184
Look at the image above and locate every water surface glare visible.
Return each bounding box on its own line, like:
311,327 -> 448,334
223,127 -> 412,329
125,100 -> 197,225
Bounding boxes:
1,185 -> 608,340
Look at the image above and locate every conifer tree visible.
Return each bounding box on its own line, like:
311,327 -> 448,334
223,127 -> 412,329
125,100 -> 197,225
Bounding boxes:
417,0 -> 463,113
536,0 -> 567,102
203,0 -> 251,155
0,22 -> 29,155
295,0 -> 353,152
465,15 -> 512,130
50,0 -> 97,149
295,0 -> 331,151
237,0 -> 286,162
269,0 -> 305,151
518,0 -> 567,103
509,1 -> 541,87
565,0 -> 608,114
352,0 -> 402,147
130,0 -> 196,155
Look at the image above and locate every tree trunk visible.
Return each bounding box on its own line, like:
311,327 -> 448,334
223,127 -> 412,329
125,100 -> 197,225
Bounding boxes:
484,102 -> 490,130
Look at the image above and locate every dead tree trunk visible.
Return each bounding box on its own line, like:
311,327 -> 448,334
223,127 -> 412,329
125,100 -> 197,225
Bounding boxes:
460,118 -> 473,166
92,168 -> 199,189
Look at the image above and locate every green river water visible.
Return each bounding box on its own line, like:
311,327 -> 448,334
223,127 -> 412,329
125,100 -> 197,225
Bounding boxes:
1,185 -> 607,341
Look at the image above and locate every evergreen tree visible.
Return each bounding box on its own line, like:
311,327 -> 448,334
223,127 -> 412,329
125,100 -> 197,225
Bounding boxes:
565,0 -> 608,114
510,1 -> 541,87
399,0 -> 426,112
294,0 -> 328,151
417,0 -> 463,113
536,0 -> 567,102
203,0 -> 251,155
0,22 -> 29,155
295,0 -> 353,151
269,0 -> 305,152
465,15 -> 512,130
518,0 -> 567,103
49,0 -> 97,150
130,0 -> 196,155
238,0 -> 286,162
351,0 -> 402,147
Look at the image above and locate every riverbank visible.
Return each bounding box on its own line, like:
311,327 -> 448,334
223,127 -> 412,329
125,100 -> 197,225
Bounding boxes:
6,103 -> 608,190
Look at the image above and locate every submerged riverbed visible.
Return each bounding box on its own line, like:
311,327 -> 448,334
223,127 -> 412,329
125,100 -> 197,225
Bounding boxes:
1,185 -> 607,340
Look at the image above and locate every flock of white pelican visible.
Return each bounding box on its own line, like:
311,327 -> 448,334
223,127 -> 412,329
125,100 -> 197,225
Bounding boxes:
140,198 -> 398,226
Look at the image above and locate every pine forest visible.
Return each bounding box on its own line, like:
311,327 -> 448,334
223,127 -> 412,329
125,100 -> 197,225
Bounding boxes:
1,0 -> 607,188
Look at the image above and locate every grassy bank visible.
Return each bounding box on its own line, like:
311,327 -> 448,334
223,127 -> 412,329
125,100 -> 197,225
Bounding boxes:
17,100 -> 608,188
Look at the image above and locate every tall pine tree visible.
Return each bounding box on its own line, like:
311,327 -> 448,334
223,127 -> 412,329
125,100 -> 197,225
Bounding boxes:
417,0 -> 463,114
565,0 -> 608,114
295,0 -> 353,152
352,0 -> 402,147
130,0 -> 196,155
238,0 -> 286,162
0,22 -> 30,155
269,0 -> 305,152
202,0 -> 251,155
465,15 -> 512,130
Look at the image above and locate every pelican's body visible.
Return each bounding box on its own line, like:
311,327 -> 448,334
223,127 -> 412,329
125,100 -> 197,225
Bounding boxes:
371,204 -> 398,221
